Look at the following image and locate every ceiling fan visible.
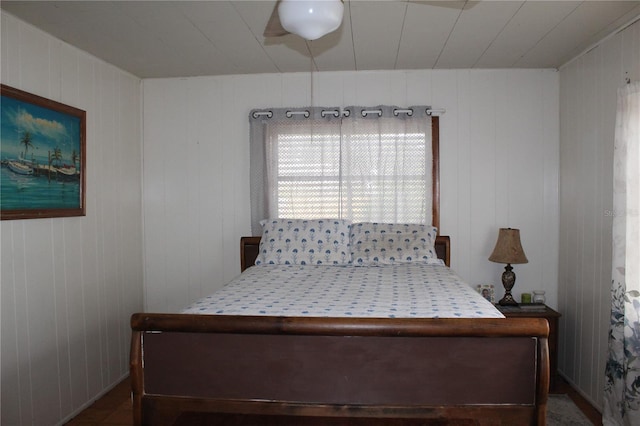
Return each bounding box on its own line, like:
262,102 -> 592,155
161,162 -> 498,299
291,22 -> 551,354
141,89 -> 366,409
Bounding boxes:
263,0 -> 474,40
264,0 -> 344,41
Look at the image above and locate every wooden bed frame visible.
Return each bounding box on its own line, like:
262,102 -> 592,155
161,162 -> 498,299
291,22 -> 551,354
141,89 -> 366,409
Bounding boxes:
131,235 -> 550,425
131,118 -> 549,424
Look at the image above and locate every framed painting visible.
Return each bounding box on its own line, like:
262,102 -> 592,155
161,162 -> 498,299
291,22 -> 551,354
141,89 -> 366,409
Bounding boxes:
1,84 -> 86,220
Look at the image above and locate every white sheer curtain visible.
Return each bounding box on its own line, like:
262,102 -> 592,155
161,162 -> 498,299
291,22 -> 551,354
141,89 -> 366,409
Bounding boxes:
249,106 -> 433,235
340,106 -> 432,224
265,113 -> 342,220
604,81 -> 640,426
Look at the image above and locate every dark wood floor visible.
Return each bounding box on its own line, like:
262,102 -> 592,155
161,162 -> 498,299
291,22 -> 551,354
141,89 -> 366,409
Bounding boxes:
64,378 -> 132,425
65,375 -> 602,425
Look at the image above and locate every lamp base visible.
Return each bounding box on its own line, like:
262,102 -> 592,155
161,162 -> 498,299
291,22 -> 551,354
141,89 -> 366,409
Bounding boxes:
498,294 -> 519,306
498,264 -> 519,306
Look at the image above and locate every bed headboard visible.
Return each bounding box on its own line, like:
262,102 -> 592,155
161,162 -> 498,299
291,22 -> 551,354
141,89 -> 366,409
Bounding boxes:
240,235 -> 450,272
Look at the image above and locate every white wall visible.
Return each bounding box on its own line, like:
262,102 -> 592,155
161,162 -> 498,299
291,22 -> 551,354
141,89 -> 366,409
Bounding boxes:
558,19 -> 640,411
142,69 -> 559,313
1,12 -> 143,426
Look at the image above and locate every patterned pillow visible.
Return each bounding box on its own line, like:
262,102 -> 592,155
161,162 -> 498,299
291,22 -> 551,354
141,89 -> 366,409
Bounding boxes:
350,222 -> 438,265
256,219 -> 352,266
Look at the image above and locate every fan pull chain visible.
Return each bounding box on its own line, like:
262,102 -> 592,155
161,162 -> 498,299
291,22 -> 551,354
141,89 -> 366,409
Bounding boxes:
310,41 -> 314,108
309,41 -> 315,147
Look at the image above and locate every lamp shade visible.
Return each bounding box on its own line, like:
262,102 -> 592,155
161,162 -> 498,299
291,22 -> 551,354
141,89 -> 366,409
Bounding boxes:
278,0 -> 344,41
489,228 -> 528,264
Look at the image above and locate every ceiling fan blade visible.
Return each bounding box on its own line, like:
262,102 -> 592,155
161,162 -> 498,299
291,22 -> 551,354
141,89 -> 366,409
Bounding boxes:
263,1 -> 290,37
408,1 -> 476,10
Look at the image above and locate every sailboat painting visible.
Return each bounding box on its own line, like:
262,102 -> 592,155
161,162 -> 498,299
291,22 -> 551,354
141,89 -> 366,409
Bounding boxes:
1,84 -> 86,220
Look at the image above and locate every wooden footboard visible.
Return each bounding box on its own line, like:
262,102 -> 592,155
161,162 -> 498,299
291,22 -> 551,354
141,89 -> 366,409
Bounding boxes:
131,314 -> 549,425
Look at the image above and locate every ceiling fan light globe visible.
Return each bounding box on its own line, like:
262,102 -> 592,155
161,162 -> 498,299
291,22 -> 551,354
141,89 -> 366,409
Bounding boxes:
278,0 -> 344,41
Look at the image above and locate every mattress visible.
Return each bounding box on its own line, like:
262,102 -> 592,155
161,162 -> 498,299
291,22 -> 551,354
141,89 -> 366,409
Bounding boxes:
183,263 -> 504,319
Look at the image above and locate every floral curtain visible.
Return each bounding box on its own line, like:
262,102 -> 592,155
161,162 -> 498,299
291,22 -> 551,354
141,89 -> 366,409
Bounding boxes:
604,81 -> 640,426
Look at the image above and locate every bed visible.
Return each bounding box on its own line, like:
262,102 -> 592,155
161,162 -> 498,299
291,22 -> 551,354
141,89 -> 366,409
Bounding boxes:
131,117 -> 549,425
130,230 -> 550,425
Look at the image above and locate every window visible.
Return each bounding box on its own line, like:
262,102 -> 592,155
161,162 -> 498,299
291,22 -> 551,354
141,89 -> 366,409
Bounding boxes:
250,106 -> 436,234
268,120 -> 342,218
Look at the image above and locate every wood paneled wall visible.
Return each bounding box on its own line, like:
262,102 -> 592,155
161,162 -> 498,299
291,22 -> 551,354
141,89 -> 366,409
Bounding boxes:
558,19 -> 640,411
1,12 -> 143,425
142,69 -> 559,314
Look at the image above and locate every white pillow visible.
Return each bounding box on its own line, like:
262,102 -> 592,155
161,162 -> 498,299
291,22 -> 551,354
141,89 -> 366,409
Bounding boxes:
350,222 -> 438,265
256,219 -> 352,266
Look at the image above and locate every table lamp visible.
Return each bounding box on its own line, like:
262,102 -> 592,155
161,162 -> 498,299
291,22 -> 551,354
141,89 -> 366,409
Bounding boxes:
489,228 -> 528,306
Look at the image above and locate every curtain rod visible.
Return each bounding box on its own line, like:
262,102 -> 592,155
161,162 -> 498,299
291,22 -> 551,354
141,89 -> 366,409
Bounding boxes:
252,107 -> 446,119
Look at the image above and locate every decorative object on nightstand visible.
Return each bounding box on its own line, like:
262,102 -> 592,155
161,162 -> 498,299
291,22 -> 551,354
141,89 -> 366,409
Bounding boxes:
476,284 -> 495,303
533,290 -> 546,304
489,228 -> 528,306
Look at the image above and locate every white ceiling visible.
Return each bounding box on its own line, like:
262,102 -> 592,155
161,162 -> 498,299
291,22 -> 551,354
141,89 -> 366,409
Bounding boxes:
2,0 -> 639,78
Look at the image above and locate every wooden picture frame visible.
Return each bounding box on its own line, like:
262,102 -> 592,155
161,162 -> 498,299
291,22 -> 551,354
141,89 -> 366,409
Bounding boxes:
1,84 -> 86,220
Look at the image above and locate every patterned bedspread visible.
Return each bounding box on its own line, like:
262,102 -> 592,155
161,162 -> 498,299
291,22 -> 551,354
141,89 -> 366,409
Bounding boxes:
183,263 -> 504,319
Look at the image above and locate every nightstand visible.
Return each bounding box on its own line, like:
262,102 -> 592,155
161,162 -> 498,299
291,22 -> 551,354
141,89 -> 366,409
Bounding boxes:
495,304 -> 561,391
